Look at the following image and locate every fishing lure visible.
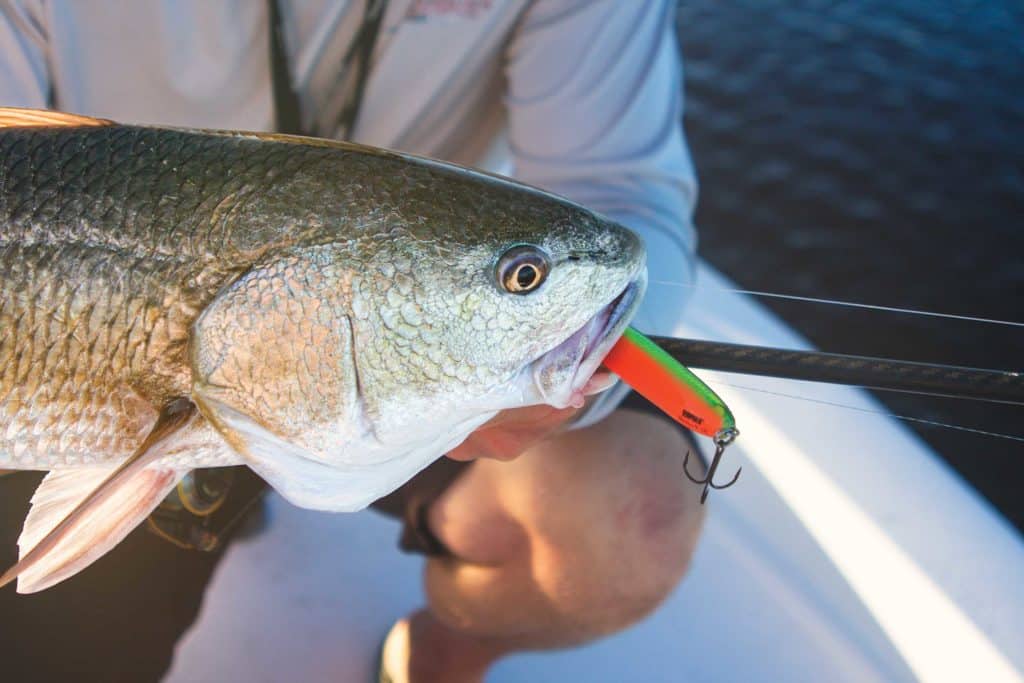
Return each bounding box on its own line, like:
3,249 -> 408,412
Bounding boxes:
603,327 -> 740,503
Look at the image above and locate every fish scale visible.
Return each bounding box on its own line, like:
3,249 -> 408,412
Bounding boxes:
2,242 -> 167,466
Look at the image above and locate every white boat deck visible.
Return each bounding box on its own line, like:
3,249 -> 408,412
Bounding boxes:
166,263 -> 1024,682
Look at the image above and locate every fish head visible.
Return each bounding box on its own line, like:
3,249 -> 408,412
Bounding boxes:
349,179 -> 647,435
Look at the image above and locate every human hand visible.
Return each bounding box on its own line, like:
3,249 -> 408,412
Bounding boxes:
447,367 -> 622,462
445,404 -> 582,462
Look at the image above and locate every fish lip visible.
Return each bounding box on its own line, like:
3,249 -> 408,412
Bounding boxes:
575,275 -> 645,383
531,269 -> 647,408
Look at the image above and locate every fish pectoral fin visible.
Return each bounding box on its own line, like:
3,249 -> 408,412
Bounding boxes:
0,399 -> 196,593
10,465 -> 182,593
0,107 -> 113,128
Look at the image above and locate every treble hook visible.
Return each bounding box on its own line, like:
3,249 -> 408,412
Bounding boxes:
683,427 -> 741,504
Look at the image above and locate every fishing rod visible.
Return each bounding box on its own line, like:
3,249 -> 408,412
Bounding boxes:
647,336 -> 1024,406
604,326 -> 1024,505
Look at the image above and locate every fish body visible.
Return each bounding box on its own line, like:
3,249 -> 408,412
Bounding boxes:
0,109 -> 645,591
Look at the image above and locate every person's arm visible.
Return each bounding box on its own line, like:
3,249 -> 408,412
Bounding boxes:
0,0 -> 51,106
505,0 -> 697,335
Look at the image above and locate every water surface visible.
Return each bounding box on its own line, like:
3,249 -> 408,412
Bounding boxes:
678,0 -> 1023,531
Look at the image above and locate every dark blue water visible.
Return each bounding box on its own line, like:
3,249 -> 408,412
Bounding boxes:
676,0 -> 1024,531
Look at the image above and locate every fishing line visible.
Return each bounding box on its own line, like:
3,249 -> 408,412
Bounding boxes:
703,376 -> 1024,444
650,279 -> 1024,329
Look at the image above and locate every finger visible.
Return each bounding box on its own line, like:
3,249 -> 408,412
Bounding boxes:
447,406 -> 580,462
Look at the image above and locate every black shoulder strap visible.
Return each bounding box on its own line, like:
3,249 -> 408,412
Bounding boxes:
268,0 -> 304,135
268,0 -> 390,138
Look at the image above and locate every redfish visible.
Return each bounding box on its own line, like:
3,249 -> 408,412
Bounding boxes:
0,108 -> 644,592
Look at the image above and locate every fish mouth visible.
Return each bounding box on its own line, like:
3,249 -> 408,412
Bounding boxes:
531,271 -> 647,409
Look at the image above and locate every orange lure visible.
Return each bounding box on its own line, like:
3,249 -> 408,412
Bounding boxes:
602,327 -> 740,503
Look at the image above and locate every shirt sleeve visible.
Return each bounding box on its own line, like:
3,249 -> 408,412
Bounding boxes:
505,0 -> 698,337
0,0 -> 51,106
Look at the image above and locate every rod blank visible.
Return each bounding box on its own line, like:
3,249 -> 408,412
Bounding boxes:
648,337 -> 1024,406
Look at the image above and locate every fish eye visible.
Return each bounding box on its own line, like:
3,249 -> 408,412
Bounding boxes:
496,245 -> 549,295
